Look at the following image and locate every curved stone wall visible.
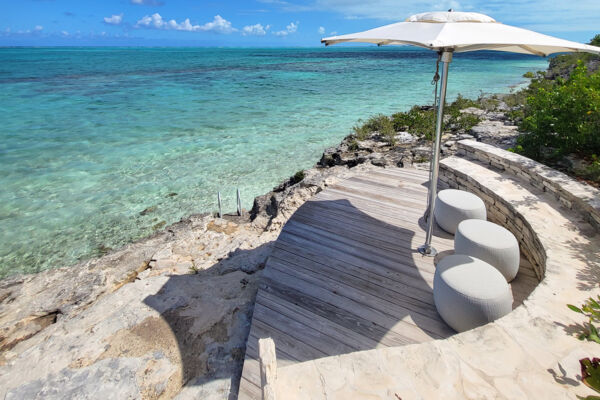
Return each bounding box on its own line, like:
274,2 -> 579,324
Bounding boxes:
457,139 -> 600,233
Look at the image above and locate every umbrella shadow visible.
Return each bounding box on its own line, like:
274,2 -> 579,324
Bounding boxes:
247,197 -> 456,367
141,242 -> 275,399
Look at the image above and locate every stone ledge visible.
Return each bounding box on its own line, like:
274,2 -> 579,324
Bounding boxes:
457,139 -> 600,232
439,157 -> 546,279
269,159 -> 600,399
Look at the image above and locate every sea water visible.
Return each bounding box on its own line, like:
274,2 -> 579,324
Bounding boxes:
0,47 -> 547,277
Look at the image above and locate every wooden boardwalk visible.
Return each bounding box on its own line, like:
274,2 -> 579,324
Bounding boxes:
238,167 -> 540,399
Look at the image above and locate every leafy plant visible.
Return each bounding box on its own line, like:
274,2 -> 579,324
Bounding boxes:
516,62 -> 600,161
391,106 -> 436,139
577,155 -> 600,182
351,94 -> 481,144
579,358 -> 600,399
352,120 -> 370,140
292,170 -> 305,184
347,139 -> 359,151
450,94 -> 480,110
568,296 -> 600,343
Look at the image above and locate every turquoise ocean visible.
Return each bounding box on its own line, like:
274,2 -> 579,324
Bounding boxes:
0,47 -> 548,278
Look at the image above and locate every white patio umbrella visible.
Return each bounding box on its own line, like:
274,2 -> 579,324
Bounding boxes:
322,11 -> 600,256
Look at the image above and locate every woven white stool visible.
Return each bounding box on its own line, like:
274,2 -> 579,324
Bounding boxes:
434,189 -> 486,234
434,254 -> 512,332
455,219 -> 520,282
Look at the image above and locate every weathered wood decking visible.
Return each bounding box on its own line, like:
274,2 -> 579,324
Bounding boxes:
238,167 -> 539,399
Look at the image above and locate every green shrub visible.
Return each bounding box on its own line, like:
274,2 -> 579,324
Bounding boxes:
364,114 -> 393,133
568,296 -> 600,344
577,155 -> 600,183
516,62 -> 600,160
292,170 -> 305,184
347,139 -> 359,151
352,121 -> 370,140
523,71 -> 536,78
391,106 -> 436,139
477,94 -> 500,112
353,114 -> 396,145
449,94 -> 480,111
351,94 -> 481,144
580,358 -> 600,398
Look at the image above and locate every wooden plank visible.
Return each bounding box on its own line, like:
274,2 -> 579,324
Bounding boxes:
258,290 -> 381,351
327,183 -> 428,211
287,214 -> 436,266
305,193 -> 454,242
281,222 -> 437,279
366,168 -> 431,183
346,177 -> 432,201
269,246 -> 438,314
270,244 -> 436,308
252,297 -> 357,357
364,168 -> 431,185
291,204 -> 451,259
278,229 -> 434,288
238,377 -> 261,400
267,257 -> 453,339
249,310 -> 327,362
239,360 -> 262,399
314,188 -> 428,220
246,339 -> 297,368
263,264 -> 448,342
347,175 -> 430,196
260,275 -> 420,346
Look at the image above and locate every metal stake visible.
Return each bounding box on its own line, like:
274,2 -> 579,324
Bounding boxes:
419,50 -> 453,257
217,191 -> 222,218
236,188 -> 242,216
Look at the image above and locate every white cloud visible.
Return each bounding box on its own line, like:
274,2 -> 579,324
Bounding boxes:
318,26 -> 325,34
103,14 -> 123,25
273,0 -> 600,34
274,21 -> 299,36
198,15 -> 237,33
130,0 -> 164,5
61,30 -> 69,37
34,25 -> 43,31
135,14 -> 237,34
242,23 -> 270,36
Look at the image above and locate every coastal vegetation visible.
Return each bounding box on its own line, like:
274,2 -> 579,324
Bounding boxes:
351,95 -> 482,144
508,35 -> 600,185
567,296 -> 600,397
509,63 -> 600,158
349,34 -> 600,185
568,296 -> 600,344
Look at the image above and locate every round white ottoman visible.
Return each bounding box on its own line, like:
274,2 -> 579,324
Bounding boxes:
434,189 -> 486,234
434,254 -> 512,332
455,219 -> 520,282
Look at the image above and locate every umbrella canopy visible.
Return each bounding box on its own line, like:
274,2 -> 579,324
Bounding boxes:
322,11 -> 600,56
321,11 -> 600,256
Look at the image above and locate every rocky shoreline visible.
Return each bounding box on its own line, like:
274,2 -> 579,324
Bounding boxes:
0,104 -> 520,399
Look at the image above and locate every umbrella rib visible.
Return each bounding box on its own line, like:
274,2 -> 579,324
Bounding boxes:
518,44 -> 547,57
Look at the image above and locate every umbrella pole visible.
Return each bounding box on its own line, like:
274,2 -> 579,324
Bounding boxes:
419,50 -> 453,257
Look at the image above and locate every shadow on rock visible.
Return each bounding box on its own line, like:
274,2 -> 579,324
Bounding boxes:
141,242 -> 274,399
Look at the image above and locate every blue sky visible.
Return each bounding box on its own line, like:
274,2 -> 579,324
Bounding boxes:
1,0 -> 599,46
